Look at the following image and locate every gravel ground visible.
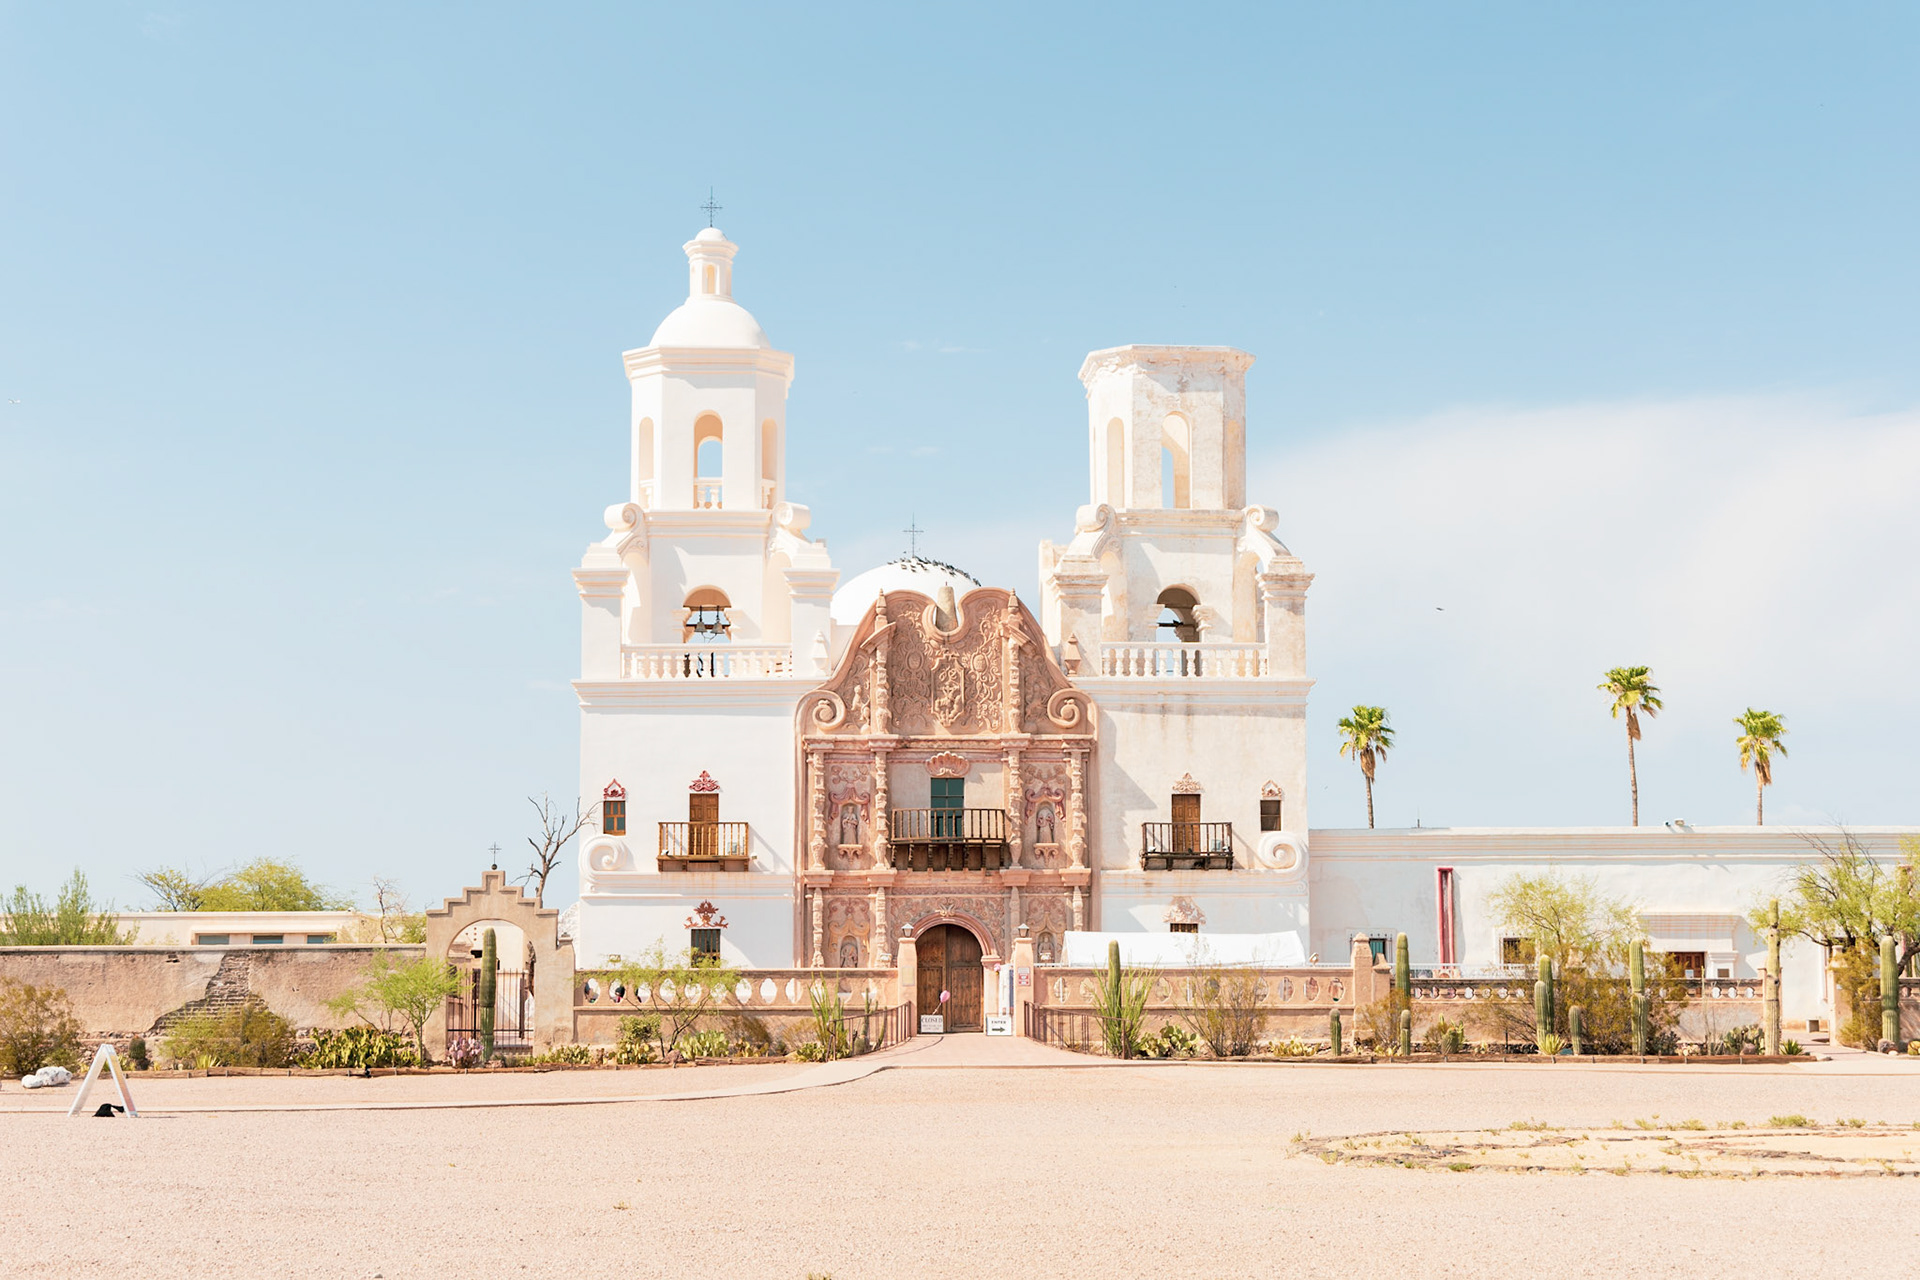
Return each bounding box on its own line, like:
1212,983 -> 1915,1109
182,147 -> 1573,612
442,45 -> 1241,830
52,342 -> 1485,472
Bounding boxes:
3,1049 -> 1918,1279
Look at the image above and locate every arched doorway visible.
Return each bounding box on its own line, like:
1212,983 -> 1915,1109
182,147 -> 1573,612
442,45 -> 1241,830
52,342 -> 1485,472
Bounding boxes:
917,923 -> 985,1031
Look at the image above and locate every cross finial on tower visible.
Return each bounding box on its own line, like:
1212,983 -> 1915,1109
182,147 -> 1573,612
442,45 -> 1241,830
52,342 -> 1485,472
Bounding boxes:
487,842 -> 501,871
903,514 -> 923,557
701,188 -> 722,228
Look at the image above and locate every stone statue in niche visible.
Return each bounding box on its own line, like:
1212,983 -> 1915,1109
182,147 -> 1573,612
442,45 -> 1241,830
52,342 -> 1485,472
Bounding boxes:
838,802 -> 861,846
1034,802 -> 1057,846
837,936 -> 861,967
1036,931 -> 1056,964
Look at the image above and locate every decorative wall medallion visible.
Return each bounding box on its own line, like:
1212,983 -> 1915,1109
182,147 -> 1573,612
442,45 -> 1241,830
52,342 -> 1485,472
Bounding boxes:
1260,780 -> 1283,800
926,751 -> 969,778
1171,772 -> 1203,794
603,779 -> 626,800
685,901 -> 729,929
689,771 -> 721,792
1164,896 -> 1206,926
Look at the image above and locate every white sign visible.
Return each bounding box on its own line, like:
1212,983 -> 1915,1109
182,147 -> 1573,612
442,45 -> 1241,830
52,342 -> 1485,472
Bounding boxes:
919,1015 -> 945,1034
985,1014 -> 1013,1036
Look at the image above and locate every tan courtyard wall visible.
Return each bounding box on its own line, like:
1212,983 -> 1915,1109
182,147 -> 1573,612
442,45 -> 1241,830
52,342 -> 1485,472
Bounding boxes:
0,945 -> 420,1039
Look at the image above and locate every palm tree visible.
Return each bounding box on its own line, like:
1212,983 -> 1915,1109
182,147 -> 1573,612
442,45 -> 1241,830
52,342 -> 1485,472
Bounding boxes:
1337,705 -> 1394,829
1597,666 -> 1662,826
1734,708 -> 1788,825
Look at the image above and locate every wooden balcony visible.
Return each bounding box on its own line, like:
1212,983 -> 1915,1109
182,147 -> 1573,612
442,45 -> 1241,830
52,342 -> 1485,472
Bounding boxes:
658,822 -> 751,872
1140,822 -> 1235,870
889,808 -> 1009,872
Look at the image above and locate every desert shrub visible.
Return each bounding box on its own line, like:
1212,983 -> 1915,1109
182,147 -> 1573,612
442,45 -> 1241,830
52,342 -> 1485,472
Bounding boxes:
326,953 -> 462,1066
445,1038 -> 482,1068
682,1028 -> 731,1059
610,943 -> 744,1060
1425,1017 -> 1466,1055
794,1039 -> 833,1062
1830,945 -> 1885,1049
0,980 -> 84,1076
1090,948 -> 1155,1059
1357,993 -> 1409,1049
163,1001 -> 297,1068
806,983 -> 852,1060
1537,1032 -> 1565,1056
124,1037 -> 149,1069
1177,966 -> 1265,1058
614,1014 -> 662,1064
303,1026 -> 417,1069
1267,1036 -> 1316,1057
528,1043 -> 592,1066
725,1013 -> 775,1056
1142,1024 -> 1197,1059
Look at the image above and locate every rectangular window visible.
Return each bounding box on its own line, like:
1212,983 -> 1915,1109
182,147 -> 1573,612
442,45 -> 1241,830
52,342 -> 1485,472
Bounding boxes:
251,934 -> 284,946
1169,922 -> 1199,935
603,799 -> 626,836
930,777 -> 964,839
1367,936 -> 1389,965
690,928 -> 721,963
1670,951 -> 1706,979
193,934 -> 230,946
305,934 -> 335,945
1500,937 -> 1536,966
1259,798 -> 1282,831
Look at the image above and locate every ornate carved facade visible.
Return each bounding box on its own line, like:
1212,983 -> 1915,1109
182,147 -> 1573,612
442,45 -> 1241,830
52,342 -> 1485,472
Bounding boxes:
796,587 -> 1095,967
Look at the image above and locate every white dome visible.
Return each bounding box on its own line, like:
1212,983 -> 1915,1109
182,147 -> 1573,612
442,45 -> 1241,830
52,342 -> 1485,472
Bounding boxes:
648,298 -> 770,349
831,555 -> 983,625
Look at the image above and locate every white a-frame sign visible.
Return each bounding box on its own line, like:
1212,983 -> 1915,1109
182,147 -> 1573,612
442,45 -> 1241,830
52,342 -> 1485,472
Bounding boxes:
67,1043 -> 139,1118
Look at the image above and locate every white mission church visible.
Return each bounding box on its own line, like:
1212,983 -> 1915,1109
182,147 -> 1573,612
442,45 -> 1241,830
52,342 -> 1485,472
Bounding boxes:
567,225 -> 1912,1030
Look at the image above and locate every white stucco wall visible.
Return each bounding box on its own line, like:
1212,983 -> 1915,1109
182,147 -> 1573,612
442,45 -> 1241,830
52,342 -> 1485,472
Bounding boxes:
573,875 -> 795,970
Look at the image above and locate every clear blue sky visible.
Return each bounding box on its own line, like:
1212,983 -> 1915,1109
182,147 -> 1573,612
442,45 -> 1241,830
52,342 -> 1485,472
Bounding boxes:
3,4 -> 1916,912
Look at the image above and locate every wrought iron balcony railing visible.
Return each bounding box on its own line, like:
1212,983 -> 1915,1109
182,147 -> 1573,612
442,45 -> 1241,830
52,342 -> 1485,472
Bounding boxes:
658,822 -> 751,871
889,808 -> 1009,872
1140,821 -> 1235,870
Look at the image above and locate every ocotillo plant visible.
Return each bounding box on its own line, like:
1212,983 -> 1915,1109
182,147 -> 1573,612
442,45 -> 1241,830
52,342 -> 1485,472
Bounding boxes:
1535,954 -> 1554,1033
1882,934 -> 1900,1049
1393,933 -> 1411,1001
1398,1008 -> 1413,1058
1763,899 -> 1782,1056
478,927 -> 498,1064
1630,939 -> 1649,1056
1568,1005 -> 1584,1056
1329,1006 -> 1343,1057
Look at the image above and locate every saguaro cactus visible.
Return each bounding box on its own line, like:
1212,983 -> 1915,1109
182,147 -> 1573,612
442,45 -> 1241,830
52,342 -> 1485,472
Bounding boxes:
1763,899 -> 1781,1056
1882,934 -> 1900,1050
478,927 -> 498,1065
1329,1006 -> 1343,1057
1393,933 -> 1411,1001
1535,954 -> 1554,1033
1568,1005 -> 1584,1056
1398,1008 -> 1413,1058
1630,940 -> 1648,1056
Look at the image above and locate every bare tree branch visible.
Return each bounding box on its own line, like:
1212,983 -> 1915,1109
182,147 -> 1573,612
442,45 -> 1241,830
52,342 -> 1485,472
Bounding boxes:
520,794 -> 593,907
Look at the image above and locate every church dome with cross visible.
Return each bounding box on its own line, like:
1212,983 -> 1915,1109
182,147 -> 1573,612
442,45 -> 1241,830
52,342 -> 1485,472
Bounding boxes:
829,554 -> 982,626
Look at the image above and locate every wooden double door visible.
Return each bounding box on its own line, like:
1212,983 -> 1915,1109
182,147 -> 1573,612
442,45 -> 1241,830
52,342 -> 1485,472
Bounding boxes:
916,924 -> 984,1031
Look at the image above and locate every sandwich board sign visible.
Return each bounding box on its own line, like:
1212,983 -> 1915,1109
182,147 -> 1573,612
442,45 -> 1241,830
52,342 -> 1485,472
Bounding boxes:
68,1043 -> 138,1119
985,1014 -> 1013,1036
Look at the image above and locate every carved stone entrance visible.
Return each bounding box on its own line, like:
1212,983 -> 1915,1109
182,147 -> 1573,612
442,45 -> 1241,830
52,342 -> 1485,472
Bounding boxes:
916,923 -> 985,1031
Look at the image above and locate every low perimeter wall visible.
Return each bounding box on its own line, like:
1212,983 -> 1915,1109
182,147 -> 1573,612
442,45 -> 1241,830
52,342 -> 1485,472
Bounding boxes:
0,945 -> 423,1041
573,968 -> 903,1047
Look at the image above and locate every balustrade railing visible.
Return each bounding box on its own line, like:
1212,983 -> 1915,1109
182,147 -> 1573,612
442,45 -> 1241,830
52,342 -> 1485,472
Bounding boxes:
620,645 -> 796,679
1098,642 -> 1269,679
658,822 -> 752,870
693,478 -> 723,508
1140,822 -> 1234,870
889,808 -> 1010,871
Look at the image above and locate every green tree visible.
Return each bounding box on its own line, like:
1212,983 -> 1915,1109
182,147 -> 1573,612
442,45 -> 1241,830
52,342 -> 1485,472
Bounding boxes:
1734,707 -> 1788,826
1488,871 -> 1643,972
0,871 -> 131,944
1598,666 -> 1663,826
197,859 -> 354,912
1757,830 -> 1920,1046
0,980 -> 84,1075
135,867 -> 214,912
1336,705 -> 1394,829
612,942 -> 743,1060
328,952 -> 462,1065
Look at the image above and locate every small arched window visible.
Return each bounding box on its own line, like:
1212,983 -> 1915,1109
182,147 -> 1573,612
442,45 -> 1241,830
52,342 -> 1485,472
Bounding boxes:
683,587 -> 732,643
1156,588 -> 1200,643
